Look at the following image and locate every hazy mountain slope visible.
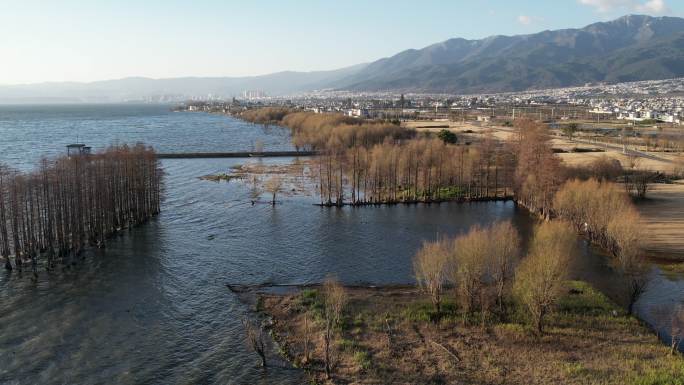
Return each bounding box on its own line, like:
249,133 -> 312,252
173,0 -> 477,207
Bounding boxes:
0,64 -> 366,103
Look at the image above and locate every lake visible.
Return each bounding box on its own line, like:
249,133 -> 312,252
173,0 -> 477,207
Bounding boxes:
0,104 -> 682,384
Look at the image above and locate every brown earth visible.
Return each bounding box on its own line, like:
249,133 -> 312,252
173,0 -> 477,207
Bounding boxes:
259,283 -> 683,385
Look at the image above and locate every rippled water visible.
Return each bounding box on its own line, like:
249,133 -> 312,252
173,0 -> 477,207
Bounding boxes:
0,105 -> 682,384
0,104 -> 293,170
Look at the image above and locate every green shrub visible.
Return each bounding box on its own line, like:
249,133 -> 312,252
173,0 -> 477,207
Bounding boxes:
354,350 -> 372,371
338,338 -> 358,352
403,300 -> 458,322
437,129 -> 458,144
631,367 -> 684,385
298,289 -> 324,318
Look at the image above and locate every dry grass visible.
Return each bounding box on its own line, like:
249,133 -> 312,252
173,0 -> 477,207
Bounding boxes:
636,180 -> 684,261
260,282 -> 684,385
558,151 -> 677,174
406,118 -> 684,261
199,159 -> 315,197
405,119 -> 679,174
403,120 -> 515,140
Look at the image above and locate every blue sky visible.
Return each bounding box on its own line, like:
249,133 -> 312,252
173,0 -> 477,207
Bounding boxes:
0,0 -> 680,84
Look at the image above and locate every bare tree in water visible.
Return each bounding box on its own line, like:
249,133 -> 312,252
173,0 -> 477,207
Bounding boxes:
243,318 -> 267,367
607,210 -> 649,314
264,176 -> 282,205
249,175 -> 261,205
0,145 -> 162,274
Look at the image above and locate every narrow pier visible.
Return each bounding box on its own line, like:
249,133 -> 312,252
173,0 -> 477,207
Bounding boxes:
156,151 -> 318,159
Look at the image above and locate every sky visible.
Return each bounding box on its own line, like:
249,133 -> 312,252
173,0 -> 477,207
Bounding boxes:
0,0 -> 681,85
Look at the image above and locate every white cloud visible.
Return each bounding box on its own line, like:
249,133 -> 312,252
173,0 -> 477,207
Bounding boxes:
517,15 -> 544,26
578,0 -> 631,12
578,0 -> 670,14
636,0 -> 668,13
517,15 -> 533,25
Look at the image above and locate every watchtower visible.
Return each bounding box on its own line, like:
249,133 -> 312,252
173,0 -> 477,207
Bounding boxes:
66,144 -> 92,157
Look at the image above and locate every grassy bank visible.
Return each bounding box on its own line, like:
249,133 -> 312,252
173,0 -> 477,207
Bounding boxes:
259,282 -> 684,385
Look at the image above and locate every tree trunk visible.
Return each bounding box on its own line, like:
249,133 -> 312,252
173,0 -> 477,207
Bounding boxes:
324,320 -> 332,379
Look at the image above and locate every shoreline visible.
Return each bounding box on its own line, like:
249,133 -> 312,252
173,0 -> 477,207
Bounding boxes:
313,195 -> 515,207
252,283 -> 684,385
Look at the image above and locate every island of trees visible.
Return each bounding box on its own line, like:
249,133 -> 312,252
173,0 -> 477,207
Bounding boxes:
242,108 -> 517,205
0,144 -> 162,275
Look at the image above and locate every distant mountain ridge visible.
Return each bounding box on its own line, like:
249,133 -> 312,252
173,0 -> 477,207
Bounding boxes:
1,15 -> 683,102
0,64 -> 366,103
331,15 -> 684,93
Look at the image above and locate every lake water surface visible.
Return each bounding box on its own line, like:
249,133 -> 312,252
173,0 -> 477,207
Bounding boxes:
0,105 -> 682,384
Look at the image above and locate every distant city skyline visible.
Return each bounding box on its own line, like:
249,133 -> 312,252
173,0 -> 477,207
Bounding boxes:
1,0 -> 681,85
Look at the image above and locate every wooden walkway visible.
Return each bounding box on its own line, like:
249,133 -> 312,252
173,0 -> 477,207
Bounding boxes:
156,151 -> 318,159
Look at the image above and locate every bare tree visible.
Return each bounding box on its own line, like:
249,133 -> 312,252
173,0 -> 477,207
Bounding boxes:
451,226 -> 489,312
513,221 -> 576,334
302,313 -> 312,366
264,176 -> 283,205
607,210 -> 649,314
671,304 -> 684,355
489,221 -> 521,313
322,276 -> 347,379
627,171 -> 656,200
249,175 -> 261,205
625,152 -> 641,170
0,164 -> 11,271
413,239 -> 451,314
242,318 -> 267,367
451,225 -> 492,325
652,303 -> 684,355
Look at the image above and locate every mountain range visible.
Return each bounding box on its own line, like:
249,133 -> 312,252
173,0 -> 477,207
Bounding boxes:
1,14 -> 683,102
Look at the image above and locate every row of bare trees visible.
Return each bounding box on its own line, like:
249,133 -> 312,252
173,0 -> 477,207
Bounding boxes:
554,179 -> 648,313
242,109 -> 657,213
0,144 -> 162,275
512,119 -> 565,218
311,137 -> 516,205
239,107 -> 292,125
414,220 -> 576,333
241,109 -> 568,208
415,176 -> 651,331
281,111 -> 412,151
414,222 -> 522,323
299,116 -> 564,208
243,109 -> 520,205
